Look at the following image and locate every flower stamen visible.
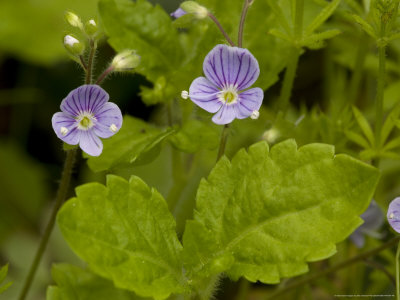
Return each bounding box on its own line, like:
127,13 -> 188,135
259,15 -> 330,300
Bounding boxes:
110,124 -> 118,133
60,127 -> 68,136
76,112 -> 96,130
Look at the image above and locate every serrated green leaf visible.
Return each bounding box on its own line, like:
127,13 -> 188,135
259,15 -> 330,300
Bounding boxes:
351,14 -> 377,39
301,29 -> 341,49
46,264 -> 142,300
352,106 -> 375,146
57,175 -> 187,300
381,103 -> 400,146
183,140 -> 379,283
305,0 -> 341,36
86,116 -> 174,172
169,119 -> 219,153
345,130 -> 370,149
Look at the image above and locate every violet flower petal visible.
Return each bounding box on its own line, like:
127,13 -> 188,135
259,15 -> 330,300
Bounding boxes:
93,102 -> 123,138
189,77 -> 222,113
203,44 -> 260,90
171,8 -> 187,18
60,85 -> 109,116
79,130 -> 103,157
387,197 -> 400,233
51,112 -> 80,145
236,88 -> 264,119
212,104 -> 236,125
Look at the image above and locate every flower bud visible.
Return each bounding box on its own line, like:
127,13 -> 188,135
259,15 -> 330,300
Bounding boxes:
180,1 -> 208,19
63,34 -> 85,56
85,19 -> 98,37
111,50 -> 141,71
64,11 -> 83,29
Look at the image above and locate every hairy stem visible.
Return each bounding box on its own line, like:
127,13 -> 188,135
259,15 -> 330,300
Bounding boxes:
266,236 -> 400,299
95,66 -> 114,85
216,124 -> 230,161
86,39 -> 97,85
18,149 -> 77,300
207,12 -> 235,46
238,0 -> 252,47
79,55 -> 88,71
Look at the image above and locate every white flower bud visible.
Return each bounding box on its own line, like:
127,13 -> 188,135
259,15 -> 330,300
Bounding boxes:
63,34 -> 85,56
85,19 -> 98,37
250,110 -> 260,119
65,11 -> 83,29
181,1 -> 209,19
181,90 -> 189,99
60,127 -> 69,136
111,50 -> 141,71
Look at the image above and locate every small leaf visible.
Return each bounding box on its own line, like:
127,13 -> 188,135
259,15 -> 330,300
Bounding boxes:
378,151 -> 400,160
302,29 -> 341,49
345,130 -> 370,149
46,264 -> 141,300
305,0 -> 341,36
0,264 -> 12,295
169,119 -> 219,153
352,106 -> 375,146
266,0 -> 292,34
381,103 -> 400,146
268,29 -> 292,43
183,140 -> 379,283
86,116 -> 174,172
383,136 -> 400,151
57,175 -> 187,299
351,14 -> 377,39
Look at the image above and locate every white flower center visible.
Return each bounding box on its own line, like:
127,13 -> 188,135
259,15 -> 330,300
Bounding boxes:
218,85 -> 238,105
76,112 -> 96,130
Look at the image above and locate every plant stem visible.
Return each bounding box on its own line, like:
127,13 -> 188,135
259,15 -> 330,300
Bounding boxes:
207,12 -> 235,46
265,236 -> 400,299
79,55 -> 87,71
375,35 -> 386,150
18,149 -> 77,300
86,39 -> 97,85
238,0 -> 252,47
216,124 -> 230,162
348,33 -> 368,104
293,0 -> 304,39
235,278 -> 251,300
396,241 -> 400,300
363,258 -> 396,286
279,47 -> 300,114
95,66 -> 114,85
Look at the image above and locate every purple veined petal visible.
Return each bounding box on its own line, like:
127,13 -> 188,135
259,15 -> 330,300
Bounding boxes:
171,7 -> 187,18
51,112 -> 80,145
79,130 -> 103,157
212,104 -> 236,125
60,85 -> 109,116
387,197 -> 400,233
203,44 -> 260,90
189,77 -> 223,113
235,87 -> 264,119
93,102 -> 123,138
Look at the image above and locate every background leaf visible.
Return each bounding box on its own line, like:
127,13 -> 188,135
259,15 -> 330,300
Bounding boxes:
57,175 -> 187,299
183,140 -> 379,283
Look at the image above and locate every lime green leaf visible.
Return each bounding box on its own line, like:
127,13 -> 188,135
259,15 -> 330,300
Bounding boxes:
378,151 -> 400,160
266,0 -> 292,34
301,29 -> 341,49
381,103 -> 400,146
169,120 -> 219,153
305,0 -> 341,36
269,29 -> 292,43
383,136 -> 400,151
183,140 -> 379,283
57,175 -> 187,300
351,14 -> 377,39
46,264 -> 142,300
345,130 -> 370,149
0,264 -> 12,294
86,116 -> 174,172
352,106 -> 375,146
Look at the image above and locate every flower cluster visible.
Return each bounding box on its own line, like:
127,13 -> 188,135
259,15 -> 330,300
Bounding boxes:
182,44 -> 264,125
52,85 -> 122,156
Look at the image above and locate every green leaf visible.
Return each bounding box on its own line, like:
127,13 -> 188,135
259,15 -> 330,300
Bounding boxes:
301,29 -> 341,49
0,264 -> 12,295
169,119 -> 219,153
266,0 -> 292,34
47,264 -> 142,300
345,130 -> 370,149
305,0 -> 341,36
269,29 -> 292,43
352,106 -> 375,146
183,140 -> 379,283
383,136 -> 400,151
57,175 -> 187,300
381,103 -> 400,146
86,116 -> 174,172
351,14 -> 377,39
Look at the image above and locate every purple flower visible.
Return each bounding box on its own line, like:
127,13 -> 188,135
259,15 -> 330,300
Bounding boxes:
183,44 -> 264,125
52,85 -> 122,157
170,8 -> 187,18
350,200 -> 384,248
388,197 -> 400,233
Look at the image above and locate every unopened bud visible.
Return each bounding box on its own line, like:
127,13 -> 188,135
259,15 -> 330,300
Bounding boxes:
65,11 -> 83,29
181,1 -> 208,19
111,50 -> 141,71
85,19 -> 98,37
63,34 -> 85,56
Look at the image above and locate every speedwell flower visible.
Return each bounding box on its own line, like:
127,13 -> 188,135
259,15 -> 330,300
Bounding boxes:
52,85 -> 122,156
182,44 -> 264,125
387,197 -> 400,233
